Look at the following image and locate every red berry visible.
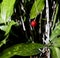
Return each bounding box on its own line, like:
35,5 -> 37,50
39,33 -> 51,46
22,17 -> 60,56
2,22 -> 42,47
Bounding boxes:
31,20 -> 37,27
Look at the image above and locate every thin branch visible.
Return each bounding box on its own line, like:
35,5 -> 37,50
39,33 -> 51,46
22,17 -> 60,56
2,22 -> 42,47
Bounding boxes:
52,2 -> 59,30
39,12 -> 42,34
20,16 -> 26,31
20,16 -> 28,39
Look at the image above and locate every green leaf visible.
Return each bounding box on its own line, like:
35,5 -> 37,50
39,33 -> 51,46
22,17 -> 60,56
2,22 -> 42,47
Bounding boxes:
50,22 -> 60,41
0,3 -> 1,13
30,0 -> 45,19
0,35 -> 9,47
0,43 -> 44,58
51,37 -> 60,47
0,0 -> 16,23
0,20 -> 16,47
0,20 -> 16,36
50,47 -> 60,58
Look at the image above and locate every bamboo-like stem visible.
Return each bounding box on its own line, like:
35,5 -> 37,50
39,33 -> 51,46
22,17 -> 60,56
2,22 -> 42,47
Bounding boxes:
47,48 -> 50,58
45,0 -> 50,58
45,0 -> 50,44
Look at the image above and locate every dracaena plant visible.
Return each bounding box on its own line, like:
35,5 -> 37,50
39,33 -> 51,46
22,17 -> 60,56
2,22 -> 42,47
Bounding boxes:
0,0 -> 60,58
0,0 -> 16,47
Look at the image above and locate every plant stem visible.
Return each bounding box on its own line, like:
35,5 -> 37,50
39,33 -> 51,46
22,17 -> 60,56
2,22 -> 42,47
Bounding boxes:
39,12 -> 42,34
45,0 -> 50,58
52,3 -> 59,30
45,0 -> 50,45
29,19 -> 34,43
20,16 -> 28,39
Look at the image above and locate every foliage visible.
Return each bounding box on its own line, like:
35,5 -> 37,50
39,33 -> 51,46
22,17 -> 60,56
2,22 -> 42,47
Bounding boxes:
50,47 -> 60,58
0,0 -> 16,47
0,0 -> 60,58
0,0 -> 16,23
30,0 -> 45,19
0,43 -> 44,58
